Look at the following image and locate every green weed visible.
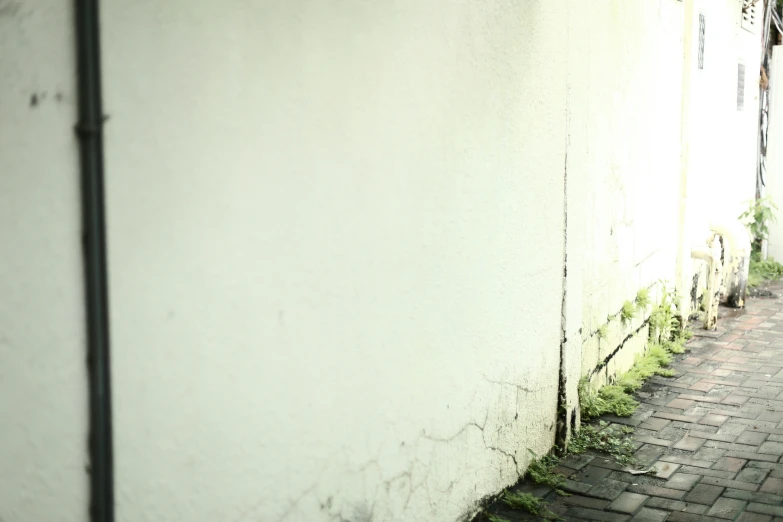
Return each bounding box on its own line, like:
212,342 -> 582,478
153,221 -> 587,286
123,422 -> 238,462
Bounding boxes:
648,344 -> 673,367
635,288 -> 651,311
578,378 -> 604,419
486,515 -> 510,522
597,385 -> 639,416
663,339 -> 687,354
748,256 -> 783,288
578,379 -> 639,419
580,335 -> 680,421
740,197 -> 777,249
501,491 -> 561,520
615,346 -> 675,392
649,289 -> 676,343
568,422 -> 637,466
526,451 -> 567,494
597,324 -> 608,340
621,300 -> 636,325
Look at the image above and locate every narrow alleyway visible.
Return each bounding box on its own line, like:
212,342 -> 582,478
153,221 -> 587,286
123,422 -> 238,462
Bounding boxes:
478,287 -> 783,521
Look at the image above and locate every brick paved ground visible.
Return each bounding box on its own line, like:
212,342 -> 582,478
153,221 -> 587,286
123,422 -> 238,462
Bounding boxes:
478,287 -> 783,521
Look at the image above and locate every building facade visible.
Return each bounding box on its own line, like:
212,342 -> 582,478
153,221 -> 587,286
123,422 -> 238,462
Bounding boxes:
0,1 -> 761,521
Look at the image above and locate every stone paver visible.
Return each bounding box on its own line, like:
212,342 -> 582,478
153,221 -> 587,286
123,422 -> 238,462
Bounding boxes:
707,497 -> 749,519
608,492 -> 648,514
474,289 -> 783,521
665,473 -> 700,491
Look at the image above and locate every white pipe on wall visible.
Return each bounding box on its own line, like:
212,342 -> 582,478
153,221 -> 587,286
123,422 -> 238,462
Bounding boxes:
691,242 -> 722,330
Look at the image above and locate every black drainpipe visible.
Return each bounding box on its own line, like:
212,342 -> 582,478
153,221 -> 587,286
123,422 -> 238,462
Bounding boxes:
74,1 -> 114,521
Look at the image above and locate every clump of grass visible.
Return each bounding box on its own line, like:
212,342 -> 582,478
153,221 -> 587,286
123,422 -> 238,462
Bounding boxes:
648,343 -> 673,367
665,339 -> 686,354
526,451 -> 567,494
501,491 -> 561,520
579,378 -> 639,419
580,338 -> 680,421
597,385 -> 639,416
635,288 -> 651,311
597,324 -> 608,340
578,378 -> 605,419
621,300 -> 636,325
568,422 -> 637,466
748,255 -> 783,288
615,343 -> 675,392
486,515 -> 510,522
474,513 -> 511,522
649,282 -> 678,344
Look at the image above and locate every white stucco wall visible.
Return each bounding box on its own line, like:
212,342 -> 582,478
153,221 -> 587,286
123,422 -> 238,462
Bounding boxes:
579,0 -> 761,384
680,0 -> 760,313
685,0 -> 759,251
576,1 -> 685,382
2,1 -> 764,521
766,46 -> 783,260
0,2 -> 88,521
102,2 -> 568,521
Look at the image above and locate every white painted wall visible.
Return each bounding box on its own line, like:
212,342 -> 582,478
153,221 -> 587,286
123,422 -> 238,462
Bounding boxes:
579,0 -> 762,383
685,0 -> 759,251
102,2 -> 568,521
0,2 -> 88,521
576,1 -> 685,383
1,1 -> 764,521
766,46 -> 783,260
680,0 -> 760,313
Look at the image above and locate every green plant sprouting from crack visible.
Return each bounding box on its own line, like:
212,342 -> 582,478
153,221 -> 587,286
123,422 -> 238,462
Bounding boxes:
581,282 -> 688,423
579,342 -> 677,420
501,491 -> 562,520
649,281 -> 692,348
486,515 -> 510,522
620,300 -> 636,325
525,450 -> 567,495
635,288 -> 650,311
597,324 -> 608,341
649,282 -> 678,344
579,379 -> 638,418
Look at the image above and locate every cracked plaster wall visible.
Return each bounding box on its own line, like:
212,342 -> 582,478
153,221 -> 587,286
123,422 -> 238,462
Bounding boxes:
4,2 -> 761,521
101,1 -> 568,521
577,0 -> 760,384
573,1 -> 684,383
0,1 -> 89,521
683,0 -> 760,248
677,1 -> 759,322
767,47 -> 783,260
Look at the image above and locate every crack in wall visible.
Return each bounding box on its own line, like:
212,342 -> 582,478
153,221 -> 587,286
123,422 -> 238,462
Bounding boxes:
482,375 -> 537,394
588,318 -> 650,378
556,84 -> 571,449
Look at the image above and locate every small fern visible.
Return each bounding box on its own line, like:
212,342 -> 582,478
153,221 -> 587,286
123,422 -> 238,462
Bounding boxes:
597,385 -> 639,416
597,324 -> 608,340
635,288 -> 651,311
526,451 -> 567,494
501,491 -> 561,520
486,515 -> 510,522
569,423 -> 637,466
621,300 -> 636,325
